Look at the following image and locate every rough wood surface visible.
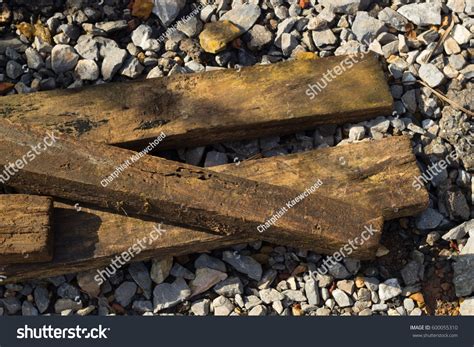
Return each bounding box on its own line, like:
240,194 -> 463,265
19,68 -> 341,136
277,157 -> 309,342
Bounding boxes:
0,137 -> 428,283
214,136 -> 428,220
0,54 -> 392,150
0,119 -> 384,253
0,194 -> 53,264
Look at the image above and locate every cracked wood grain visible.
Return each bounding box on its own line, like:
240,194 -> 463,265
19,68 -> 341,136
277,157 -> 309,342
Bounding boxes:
0,194 -> 53,264
0,54 -> 392,150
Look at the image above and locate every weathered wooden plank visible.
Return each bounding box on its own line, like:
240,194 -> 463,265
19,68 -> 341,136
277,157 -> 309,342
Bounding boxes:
0,54 -> 392,150
0,194 -> 53,264
0,120 -> 384,252
0,137 -> 427,283
214,136 -> 429,220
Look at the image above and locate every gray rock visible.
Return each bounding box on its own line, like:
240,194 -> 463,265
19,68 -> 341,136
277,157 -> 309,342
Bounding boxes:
54,299 -> 82,313
204,151 -> 228,167
372,303 -> 388,311
185,147 -> 205,165
221,3 -> 261,32
95,20 -> 128,33
401,90 -> 417,113
222,251 -> 262,281
153,0 -> 186,27
397,3 -> 441,26
57,283 -> 81,300
150,257 -> 173,284
25,47 -> 44,70
6,60 -> 22,79
258,269 -> 278,289
77,270 -> 101,297
320,0 -> 370,14
449,54 -> 467,71
453,256 -> 474,297
349,125 -> 365,141
378,7 -> 409,32
337,279 -> 355,295
51,44 -> 79,74
452,25 -> 471,46
22,301 -> 39,316
415,208 -> 444,230
401,261 -> 422,286
248,304 -> 267,316
189,267 -> 227,296
214,277 -> 244,297
1,297 -> 21,314
259,288 -> 285,304
332,288 -> 352,307
403,298 -> 415,312
419,64 -> 445,88
305,278 -> 320,305
282,289 -> 306,302
378,278 -> 402,302
75,36 -> 99,60
212,295 -> 234,316
0,36 -> 27,55
460,296 -> 474,316
75,59 -> 99,80
195,254 -> 226,272
312,29 -> 337,47
170,263 -> 195,280
445,190 -> 471,221
443,220 -> 474,241
317,273 -> 334,287
153,277 -> 191,312
275,18 -> 297,48
147,66 -> 164,79
120,57 -> 144,79
352,11 -> 386,43
115,281 -> 137,307
34,286 -> 50,313
327,262 -> 351,279
101,47 -> 127,81
281,33 -> 298,56
177,16 -> 202,38
132,300 -> 153,313
247,24 -> 273,51
128,262 -> 152,299
191,298 -> 210,316
131,24 -> 160,51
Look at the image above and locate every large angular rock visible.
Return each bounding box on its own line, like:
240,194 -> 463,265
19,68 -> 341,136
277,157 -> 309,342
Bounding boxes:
101,47 -> 127,81
460,296 -> 474,315
378,278 -> 402,301
75,59 -> 99,80
352,11 -> 386,43
320,0 -> 371,14
222,251 -> 262,281
153,277 -> 191,312
221,3 -> 261,31
453,255 -> 474,297
419,63 -> 445,88
115,281 -> 137,307
378,7 -> 409,32
397,3 -> 441,26
51,44 -> 79,74
199,20 -> 243,54
152,0 -> 185,27
150,257 -> 173,284
189,268 -> 227,296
